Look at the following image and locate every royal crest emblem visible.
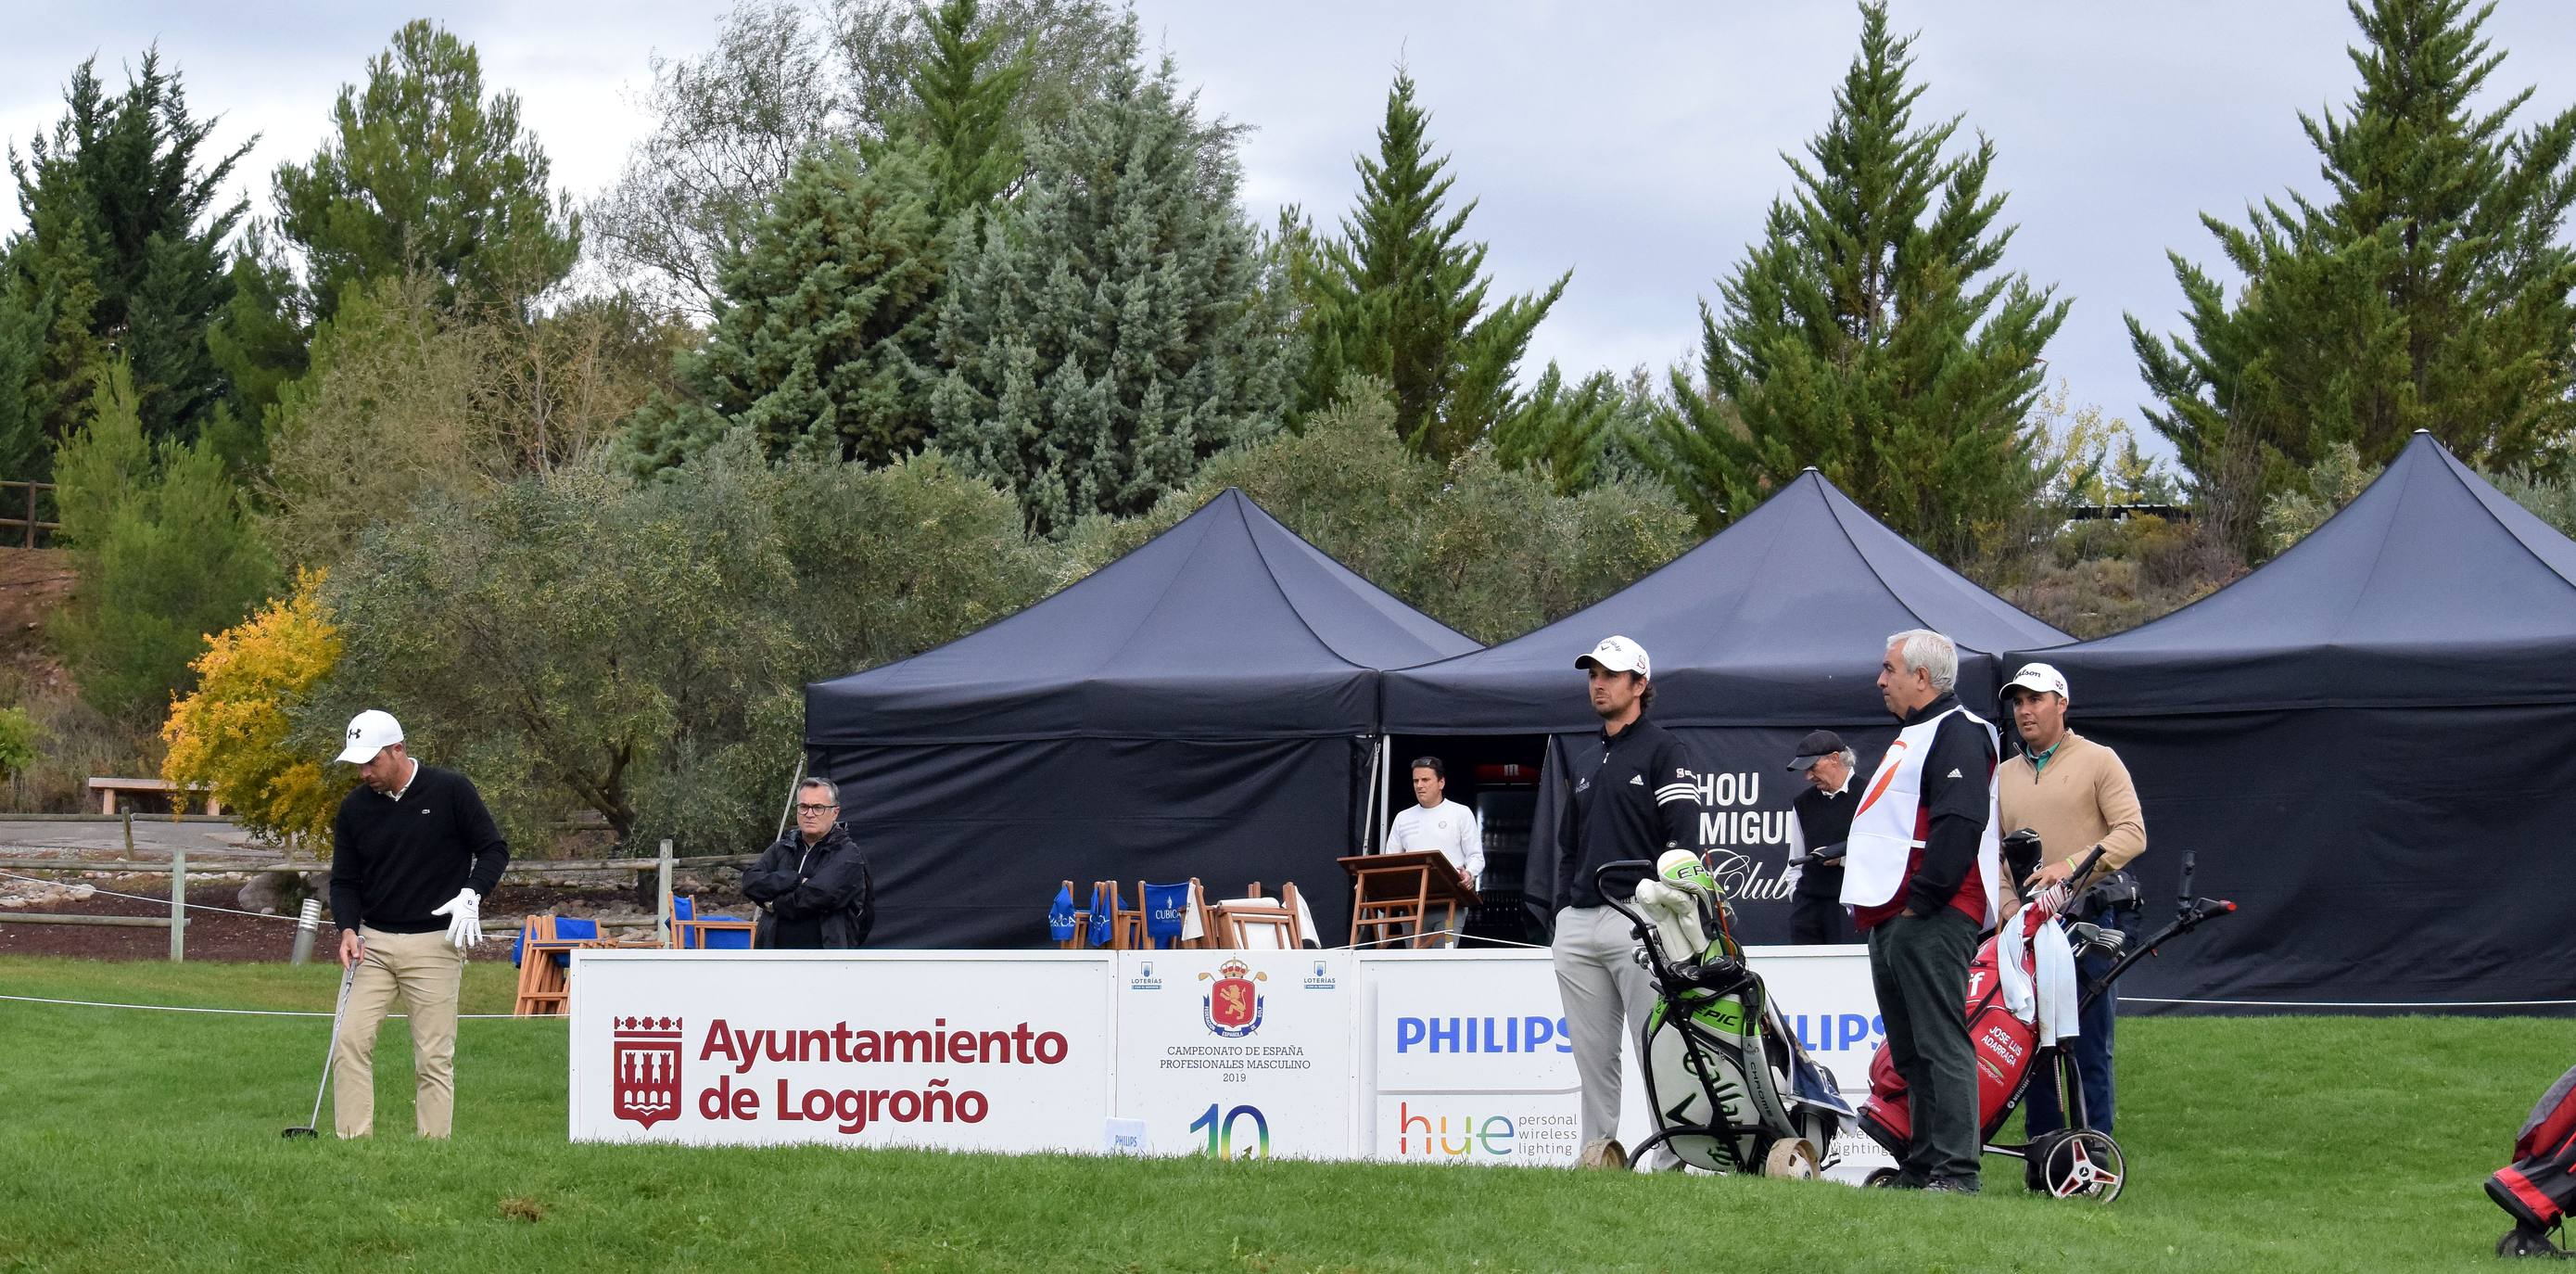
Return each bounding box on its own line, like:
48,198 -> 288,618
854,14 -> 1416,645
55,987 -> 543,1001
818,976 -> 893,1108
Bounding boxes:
612,1015 -> 683,1128
1200,959 -> 1267,1038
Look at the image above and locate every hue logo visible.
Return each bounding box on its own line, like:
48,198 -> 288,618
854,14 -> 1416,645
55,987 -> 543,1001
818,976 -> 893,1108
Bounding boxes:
1392,1101 -> 1517,1157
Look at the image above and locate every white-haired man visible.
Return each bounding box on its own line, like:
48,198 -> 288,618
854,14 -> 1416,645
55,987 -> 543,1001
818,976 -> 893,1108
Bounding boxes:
1845,631 -> 2001,1192
327,709 -> 511,1139
1999,661 -> 2146,1137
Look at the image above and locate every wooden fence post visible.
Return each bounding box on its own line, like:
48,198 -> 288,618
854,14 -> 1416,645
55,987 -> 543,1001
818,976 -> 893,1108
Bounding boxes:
170,845 -> 185,962
657,839 -> 674,947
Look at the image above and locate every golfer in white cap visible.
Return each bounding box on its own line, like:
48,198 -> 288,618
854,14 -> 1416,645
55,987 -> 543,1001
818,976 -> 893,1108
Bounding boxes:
1554,635 -> 1704,1168
1996,662 -> 2147,1136
326,710 -> 511,1138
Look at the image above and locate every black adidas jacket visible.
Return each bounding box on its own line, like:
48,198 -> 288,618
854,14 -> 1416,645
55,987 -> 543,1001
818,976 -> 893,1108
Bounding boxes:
1555,714 -> 1705,909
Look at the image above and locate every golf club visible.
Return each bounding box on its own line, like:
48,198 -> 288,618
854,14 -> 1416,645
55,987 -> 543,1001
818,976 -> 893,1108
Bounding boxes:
283,958 -> 360,1140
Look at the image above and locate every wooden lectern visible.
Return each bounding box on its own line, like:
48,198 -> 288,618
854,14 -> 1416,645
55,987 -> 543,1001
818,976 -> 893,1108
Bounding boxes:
1337,851 -> 1481,949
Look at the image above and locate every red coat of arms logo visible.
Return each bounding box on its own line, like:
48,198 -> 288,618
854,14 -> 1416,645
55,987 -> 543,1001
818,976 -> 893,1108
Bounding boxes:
612,1015 -> 683,1128
1200,959 -> 1267,1038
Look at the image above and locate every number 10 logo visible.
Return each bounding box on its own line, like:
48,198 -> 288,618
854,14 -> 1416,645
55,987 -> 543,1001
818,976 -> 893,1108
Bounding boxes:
1191,1102 -> 1270,1159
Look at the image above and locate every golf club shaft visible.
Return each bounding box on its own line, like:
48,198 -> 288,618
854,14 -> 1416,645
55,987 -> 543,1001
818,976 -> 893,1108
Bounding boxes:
307,961 -> 358,1131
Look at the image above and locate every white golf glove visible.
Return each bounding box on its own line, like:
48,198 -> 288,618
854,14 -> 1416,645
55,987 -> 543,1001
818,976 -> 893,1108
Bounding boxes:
432,888 -> 483,951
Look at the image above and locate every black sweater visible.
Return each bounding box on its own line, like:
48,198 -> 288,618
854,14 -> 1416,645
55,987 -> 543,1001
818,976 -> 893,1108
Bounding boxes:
1555,713 -> 1705,908
329,763 -> 511,934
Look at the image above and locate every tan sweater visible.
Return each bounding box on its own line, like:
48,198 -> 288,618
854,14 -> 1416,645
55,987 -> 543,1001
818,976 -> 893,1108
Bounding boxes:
1997,730 -> 2147,875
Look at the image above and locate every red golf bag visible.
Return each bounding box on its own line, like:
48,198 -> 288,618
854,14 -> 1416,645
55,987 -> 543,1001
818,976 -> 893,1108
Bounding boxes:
1857,915 -> 2044,1151
2488,1064 -> 2576,1257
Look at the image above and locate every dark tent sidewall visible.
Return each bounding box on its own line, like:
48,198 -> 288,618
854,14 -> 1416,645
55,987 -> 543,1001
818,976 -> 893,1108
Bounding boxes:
818,735 -> 1373,949
2065,703 -> 2576,1015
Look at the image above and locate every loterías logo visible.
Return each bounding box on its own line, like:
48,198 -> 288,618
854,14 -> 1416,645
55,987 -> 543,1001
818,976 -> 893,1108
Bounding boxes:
613,1015 -> 684,1128
1200,959 -> 1267,1038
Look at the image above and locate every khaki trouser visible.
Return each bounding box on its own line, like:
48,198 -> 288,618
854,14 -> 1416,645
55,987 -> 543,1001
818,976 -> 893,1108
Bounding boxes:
335,926 -> 464,1139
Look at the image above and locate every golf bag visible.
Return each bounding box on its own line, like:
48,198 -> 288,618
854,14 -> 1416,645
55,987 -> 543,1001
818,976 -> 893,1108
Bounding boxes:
1857,907 -> 2057,1152
1605,854 -> 1850,1178
1854,845 -> 2236,1202
2488,1064 -> 2576,1258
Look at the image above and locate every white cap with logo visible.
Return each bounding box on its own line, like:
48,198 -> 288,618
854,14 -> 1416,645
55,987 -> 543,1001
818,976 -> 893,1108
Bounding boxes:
2003,662 -> 2070,703
336,709 -> 405,764
1576,635 -> 1650,680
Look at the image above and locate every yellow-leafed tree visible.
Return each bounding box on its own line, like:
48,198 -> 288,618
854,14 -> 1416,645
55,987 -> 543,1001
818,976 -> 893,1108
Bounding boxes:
163,569 -> 344,847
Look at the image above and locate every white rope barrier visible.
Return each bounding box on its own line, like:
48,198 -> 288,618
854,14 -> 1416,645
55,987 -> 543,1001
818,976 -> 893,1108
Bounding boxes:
0,867 -> 303,924
0,991 -> 552,1020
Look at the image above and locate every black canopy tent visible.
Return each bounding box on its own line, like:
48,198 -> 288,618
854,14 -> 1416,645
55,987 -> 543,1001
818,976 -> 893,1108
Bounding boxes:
2013,432 -> 2576,1014
805,488 -> 1478,949
1381,469 -> 2068,942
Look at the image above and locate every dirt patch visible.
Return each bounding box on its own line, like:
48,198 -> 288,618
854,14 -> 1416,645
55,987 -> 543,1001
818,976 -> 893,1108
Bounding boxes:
0,548 -> 74,699
0,876 -> 758,962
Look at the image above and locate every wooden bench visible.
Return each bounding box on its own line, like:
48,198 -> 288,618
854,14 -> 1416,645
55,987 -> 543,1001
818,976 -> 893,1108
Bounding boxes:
88,777 -> 222,816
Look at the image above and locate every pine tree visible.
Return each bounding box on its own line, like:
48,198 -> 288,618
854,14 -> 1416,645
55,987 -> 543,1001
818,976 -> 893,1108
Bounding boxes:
929,58 -> 1294,535
2127,0 -> 2576,550
5,49 -> 252,451
1492,363 -> 1626,495
1294,70 -> 1566,462
201,225 -> 311,474
0,291 -> 46,480
902,0 -> 1036,223
625,143 -> 946,471
49,360 -> 276,722
1650,2 -> 2067,554
273,19 -> 579,319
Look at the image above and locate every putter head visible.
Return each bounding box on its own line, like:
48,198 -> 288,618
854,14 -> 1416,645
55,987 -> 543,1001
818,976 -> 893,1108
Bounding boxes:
282,1127 -> 320,1140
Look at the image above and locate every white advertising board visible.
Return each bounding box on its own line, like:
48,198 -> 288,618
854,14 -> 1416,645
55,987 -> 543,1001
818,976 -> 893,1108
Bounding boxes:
565,944 -> 1878,1167
1111,949 -> 1354,1160
1354,945 -> 1880,1168
568,949 -> 1114,1150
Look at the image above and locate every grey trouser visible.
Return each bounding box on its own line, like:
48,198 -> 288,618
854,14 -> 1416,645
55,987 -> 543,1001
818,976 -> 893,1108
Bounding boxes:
1869,907 -> 1981,1183
1552,904 -> 1657,1150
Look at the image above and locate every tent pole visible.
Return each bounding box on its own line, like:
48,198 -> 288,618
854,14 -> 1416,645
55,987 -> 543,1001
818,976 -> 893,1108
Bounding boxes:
1358,735 -> 1382,854
775,752 -> 808,841
1370,737 -> 1390,856
1377,735 -> 1392,852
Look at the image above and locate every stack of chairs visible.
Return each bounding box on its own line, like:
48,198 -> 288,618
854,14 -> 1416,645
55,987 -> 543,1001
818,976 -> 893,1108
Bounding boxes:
1052,879 -> 1310,950
513,914 -> 609,1016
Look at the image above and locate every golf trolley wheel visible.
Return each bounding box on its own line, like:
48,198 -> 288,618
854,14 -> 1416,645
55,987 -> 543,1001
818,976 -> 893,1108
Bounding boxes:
2037,1128 -> 2126,1203
1862,1167 -> 1901,1189
2494,1225 -> 2567,1258
1759,1137 -> 1820,1180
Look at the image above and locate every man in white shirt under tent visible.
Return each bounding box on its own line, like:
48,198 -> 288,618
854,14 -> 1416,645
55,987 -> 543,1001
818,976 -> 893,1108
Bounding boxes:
1386,755 -> 1484,902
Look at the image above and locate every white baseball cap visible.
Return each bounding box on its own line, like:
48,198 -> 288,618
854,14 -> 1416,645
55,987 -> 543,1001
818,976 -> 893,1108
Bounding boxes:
1576,635 -> 1650,680
2003,662 -> 2070,702
336,709 -> 404,764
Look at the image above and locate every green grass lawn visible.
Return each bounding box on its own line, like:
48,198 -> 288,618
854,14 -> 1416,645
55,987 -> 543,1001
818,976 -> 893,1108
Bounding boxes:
0,955 -> 2560,1272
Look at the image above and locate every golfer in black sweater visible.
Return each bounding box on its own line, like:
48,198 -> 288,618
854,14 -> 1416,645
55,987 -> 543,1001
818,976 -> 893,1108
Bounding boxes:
327,710 -> 509,1138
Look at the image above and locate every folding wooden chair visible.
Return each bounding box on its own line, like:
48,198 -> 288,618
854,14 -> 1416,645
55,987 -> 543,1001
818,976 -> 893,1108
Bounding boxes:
514,914 -> 612,1016
1212,884 -> 1299,950
1094,880 -> 1146,949
667,893 -> 756,950
1136,879 -> 1221,949
1056,879 -> 1093,950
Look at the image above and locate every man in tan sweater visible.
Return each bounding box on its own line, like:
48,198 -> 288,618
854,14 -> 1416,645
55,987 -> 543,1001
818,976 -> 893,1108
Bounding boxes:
1997,662 -> 2145,1139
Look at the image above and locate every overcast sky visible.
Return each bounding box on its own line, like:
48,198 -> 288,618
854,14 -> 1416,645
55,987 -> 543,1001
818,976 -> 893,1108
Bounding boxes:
6,2 -> 2573,460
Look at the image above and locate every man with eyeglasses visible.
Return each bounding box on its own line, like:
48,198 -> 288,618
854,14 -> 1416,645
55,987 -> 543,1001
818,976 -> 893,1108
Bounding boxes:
742,777 -> 875,949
